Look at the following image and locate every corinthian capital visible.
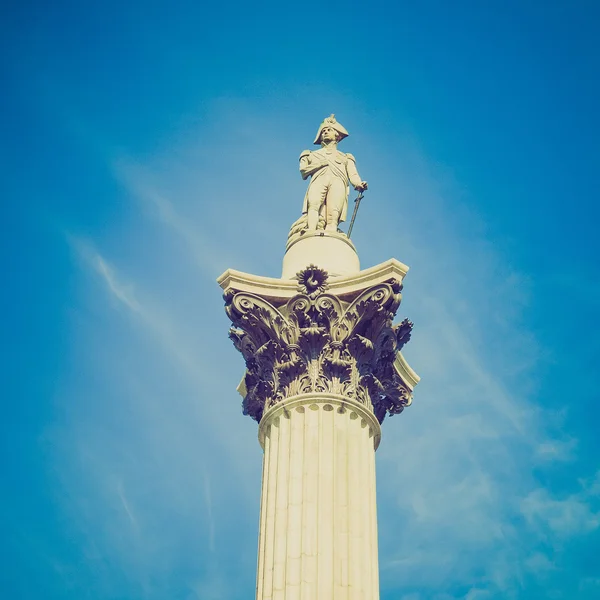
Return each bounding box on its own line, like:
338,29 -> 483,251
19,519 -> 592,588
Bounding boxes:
222,264 -> 415,424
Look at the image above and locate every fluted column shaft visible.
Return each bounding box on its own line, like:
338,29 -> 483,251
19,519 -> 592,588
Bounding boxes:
256,394 -> 381,600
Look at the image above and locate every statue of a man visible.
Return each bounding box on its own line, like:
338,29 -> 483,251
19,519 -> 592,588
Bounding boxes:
300,115 -> 368,232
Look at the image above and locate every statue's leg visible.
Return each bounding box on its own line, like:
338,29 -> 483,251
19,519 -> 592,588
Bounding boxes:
307,181 -> 328,230
318,203 -> 326,229
325,178 -> 346,231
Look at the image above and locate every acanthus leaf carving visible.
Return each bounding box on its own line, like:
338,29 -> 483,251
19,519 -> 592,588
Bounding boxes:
223,268 -> 414,423
394,318 -> 413,350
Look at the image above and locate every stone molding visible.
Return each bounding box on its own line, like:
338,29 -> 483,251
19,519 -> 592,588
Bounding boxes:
285,228 -> 358,254
223,265 -> 415,424
217,257 -> 410,304
258,393 -> 382,451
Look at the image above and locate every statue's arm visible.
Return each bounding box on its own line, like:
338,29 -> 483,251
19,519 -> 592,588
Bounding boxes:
299,150 -> 327,180
346,153 -> 368,191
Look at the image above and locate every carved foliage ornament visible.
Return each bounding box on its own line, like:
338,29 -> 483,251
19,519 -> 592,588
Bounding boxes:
224,266 -> 414,424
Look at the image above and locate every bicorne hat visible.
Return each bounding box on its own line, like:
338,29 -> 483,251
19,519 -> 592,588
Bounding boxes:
313,114 -> 349,145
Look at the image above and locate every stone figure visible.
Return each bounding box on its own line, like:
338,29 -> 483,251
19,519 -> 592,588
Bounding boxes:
299,114 -> 368,233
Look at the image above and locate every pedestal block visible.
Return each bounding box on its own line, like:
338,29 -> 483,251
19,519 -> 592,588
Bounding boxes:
282,231 -> 360,279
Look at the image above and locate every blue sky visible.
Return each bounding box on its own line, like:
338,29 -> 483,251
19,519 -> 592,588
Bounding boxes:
1,1 -> 599,598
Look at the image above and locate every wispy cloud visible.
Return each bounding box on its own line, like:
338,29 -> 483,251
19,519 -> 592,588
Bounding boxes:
112,159 -> 231,277
112,480 -> 140,536
535,438 -> 578,462
70,235 -> 207,376
579,577 -> 600,592
521,478 -> 600,537
524,552 -> 555,575
54,232 -> 260,598
363,131 -> 599,598
203,468 -> 216,554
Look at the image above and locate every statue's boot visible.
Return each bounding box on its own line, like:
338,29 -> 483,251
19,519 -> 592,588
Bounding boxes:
307,208 -> 320,230
325,209 -> 340,232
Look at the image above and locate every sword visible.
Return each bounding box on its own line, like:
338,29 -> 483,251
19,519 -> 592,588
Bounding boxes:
346,190 -> 364,239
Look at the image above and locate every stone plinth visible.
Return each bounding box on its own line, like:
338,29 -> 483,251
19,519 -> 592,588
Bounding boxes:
217,259 -> 419,600
282,231 -> 360,279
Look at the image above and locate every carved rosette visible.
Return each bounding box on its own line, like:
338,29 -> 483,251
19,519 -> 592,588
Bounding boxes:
224,266 -> 414,424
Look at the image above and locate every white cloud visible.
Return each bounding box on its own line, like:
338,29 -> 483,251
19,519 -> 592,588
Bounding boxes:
579,577 -> 600,591
465,589 -> 492,600
521,485 -> 599,537
535,439 -> 578,463
524,552 -> 555,575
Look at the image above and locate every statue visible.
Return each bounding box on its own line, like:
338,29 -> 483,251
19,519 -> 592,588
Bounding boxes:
289,115 -> 368,239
